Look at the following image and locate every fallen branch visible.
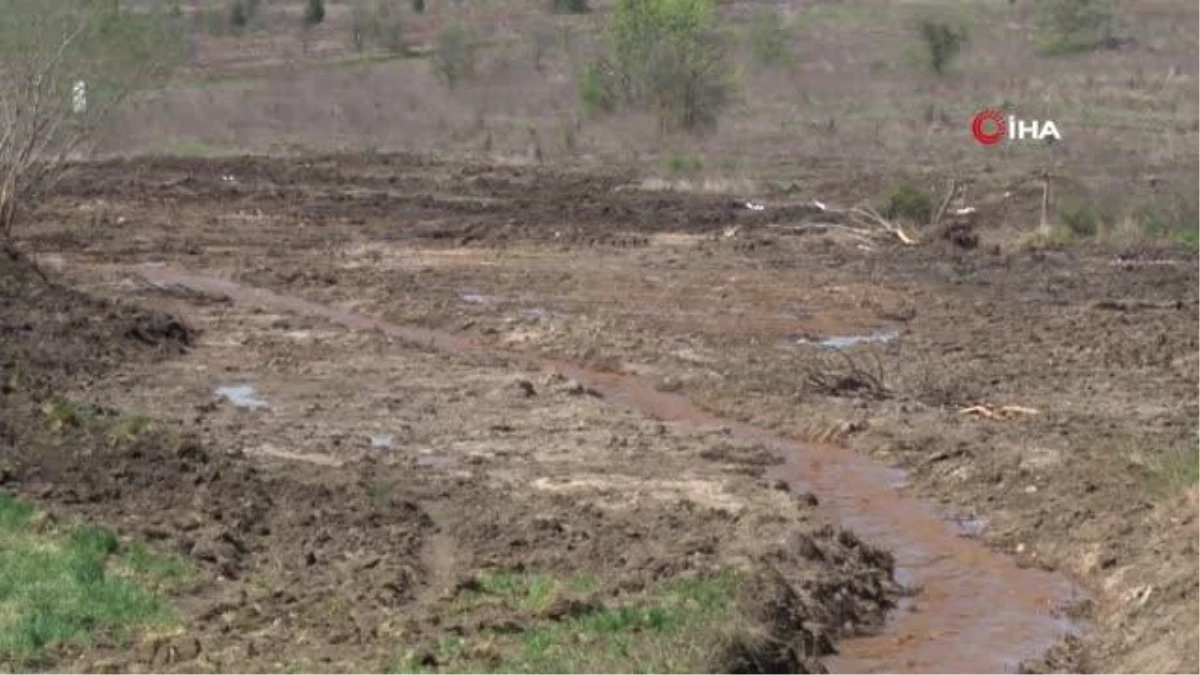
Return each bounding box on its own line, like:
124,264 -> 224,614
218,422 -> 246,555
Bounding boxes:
958,404 -> 1041,420
809,200 -> 918,245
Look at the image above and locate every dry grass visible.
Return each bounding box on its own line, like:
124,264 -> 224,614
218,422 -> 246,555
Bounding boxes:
91,0 -> 1197,232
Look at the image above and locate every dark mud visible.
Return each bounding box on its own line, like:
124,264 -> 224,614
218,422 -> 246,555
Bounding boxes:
16,154 -> 1199,673
1,252 -> 898,672
47,155 -> 815,246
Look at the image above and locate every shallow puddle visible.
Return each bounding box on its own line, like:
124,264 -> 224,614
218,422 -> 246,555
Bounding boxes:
796,328 -> 901,349
214,384 -> 269,410
140,266 -> 1082,674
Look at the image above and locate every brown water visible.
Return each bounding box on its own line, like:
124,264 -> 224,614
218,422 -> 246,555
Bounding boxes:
138,266 -> 1082,674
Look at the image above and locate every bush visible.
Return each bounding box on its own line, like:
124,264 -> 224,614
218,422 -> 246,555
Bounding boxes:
431,23 -> 477,88
1130,189 -> 1200,244
551,0 -> 590,14
665,153 -> 704,174
586,0 -> 736,134
228,0 -> 249,31
579,60 -> 619,116
304,0 -> 326,27
884,184 -> 933,223
1035,0 -> 1116,54
1058,199 -> 1100,238
915,16 -> 968,74
349,0 -> 404,53
746,8 -> 792,68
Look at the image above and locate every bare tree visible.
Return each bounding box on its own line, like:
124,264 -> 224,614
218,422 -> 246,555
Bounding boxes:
0,0 -> 182,241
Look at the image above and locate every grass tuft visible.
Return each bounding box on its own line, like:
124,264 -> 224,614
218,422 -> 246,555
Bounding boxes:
0,491 -> 184,667
401,570 -> 747,673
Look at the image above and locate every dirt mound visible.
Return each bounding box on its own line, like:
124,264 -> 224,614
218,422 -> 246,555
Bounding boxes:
48,155 -> 790,246
0,250 -> 193,391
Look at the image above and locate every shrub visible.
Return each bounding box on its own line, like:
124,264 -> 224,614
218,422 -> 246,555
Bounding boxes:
587,0 -> 736,134
1129,189 -> 1200,244
431,23 -> 477,88
1058,199 -> 1100,238
412,0 -> 425,13
746,8 -> 792,68
579,60 -> 619,116
228,0 -> 249,31
915,16 -> 968,74
304,0 -> 326,27
665,153 -> 704,174
1035,0 -> 1115,54
551,0 -> 590,14
884,184 -> 933,223
349,0 -> 404,53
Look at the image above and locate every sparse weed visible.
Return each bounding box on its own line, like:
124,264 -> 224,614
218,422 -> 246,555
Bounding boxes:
1035,0 -> 1116,55
431,22 -> 477,88
551,0 -> 590,14
665,153 -> 704,175
746,8 -> 793,69
914,14 -> 969,74
1057,198 -> 1101,238
1150,446 -> 1200,496
1126,189 -> 1200,245
349,0 -> 405,53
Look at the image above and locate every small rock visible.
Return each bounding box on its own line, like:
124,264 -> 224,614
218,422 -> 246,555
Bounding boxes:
1025,485 -> 1038,494
515,379 -> 537,397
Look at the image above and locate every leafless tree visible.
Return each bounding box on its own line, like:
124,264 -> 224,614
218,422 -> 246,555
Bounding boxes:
0,0 -> 181,241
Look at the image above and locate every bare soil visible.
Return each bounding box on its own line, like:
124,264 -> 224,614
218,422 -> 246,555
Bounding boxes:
4,211 -> 901,673
7,152 -> 1197,673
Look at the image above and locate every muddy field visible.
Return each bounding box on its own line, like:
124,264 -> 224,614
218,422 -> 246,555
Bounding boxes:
1,153 -> 1194,673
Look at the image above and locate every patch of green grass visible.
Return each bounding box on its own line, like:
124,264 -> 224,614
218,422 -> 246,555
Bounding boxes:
1057,198 -> 1102,238
883,183 -> 933,223
1150,447 -> 1200,496
0,491 -> 183,667
40,397 -> 100,431
664,153 -> 704,175
746,8 -> 794,69
143,139 -> 242,159
452,570 -> 597,616
1035,0 -> 1116,55
405,570 -> 742,674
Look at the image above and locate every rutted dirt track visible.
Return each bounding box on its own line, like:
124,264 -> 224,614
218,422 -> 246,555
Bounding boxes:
7,154 -> 1199,672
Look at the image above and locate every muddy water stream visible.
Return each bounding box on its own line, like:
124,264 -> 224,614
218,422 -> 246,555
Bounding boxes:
138,266 -> 1081,673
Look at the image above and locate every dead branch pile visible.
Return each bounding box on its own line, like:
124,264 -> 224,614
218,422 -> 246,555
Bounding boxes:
804,349 -> 891,400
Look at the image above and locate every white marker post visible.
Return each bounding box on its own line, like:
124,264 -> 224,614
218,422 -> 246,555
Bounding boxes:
72,80 -> 87,114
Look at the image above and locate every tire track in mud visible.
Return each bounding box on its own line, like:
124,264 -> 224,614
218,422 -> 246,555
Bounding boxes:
135,264 -> 1084,674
